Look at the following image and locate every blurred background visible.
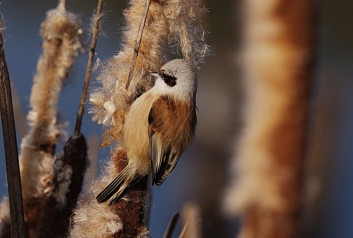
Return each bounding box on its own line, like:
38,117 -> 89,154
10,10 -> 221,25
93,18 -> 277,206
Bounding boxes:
0,0 -> 353,237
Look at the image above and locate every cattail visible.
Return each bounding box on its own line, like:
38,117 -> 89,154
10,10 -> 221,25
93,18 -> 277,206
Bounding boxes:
35,134 -> 87,238
69,158 -> 124,238
224,0 -> 314,237
89,0 -> 209,146
17,1 -> 82,235
71,0 -> 209,237
89,0 -> 170,146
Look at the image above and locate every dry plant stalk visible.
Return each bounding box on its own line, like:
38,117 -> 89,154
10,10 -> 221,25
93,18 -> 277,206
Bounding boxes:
163,213 -> 179,238
125,0 -> 152,90
0,27 -> 27,238
179,202 -> 202,238
224,0 -> 314,238
70,0 -> 209,237
35,134 -> 87,238
0,2 -> 82,237
75,0 -> 104,134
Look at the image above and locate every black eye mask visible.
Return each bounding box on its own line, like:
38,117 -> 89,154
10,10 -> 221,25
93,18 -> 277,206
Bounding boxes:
160,72 -> 177,87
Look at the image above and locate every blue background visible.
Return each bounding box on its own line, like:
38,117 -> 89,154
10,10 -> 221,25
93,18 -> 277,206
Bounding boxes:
1,0 -> 353,237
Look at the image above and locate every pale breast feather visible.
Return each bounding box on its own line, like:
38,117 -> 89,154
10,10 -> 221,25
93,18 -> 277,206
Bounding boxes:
123,92 -> 156,166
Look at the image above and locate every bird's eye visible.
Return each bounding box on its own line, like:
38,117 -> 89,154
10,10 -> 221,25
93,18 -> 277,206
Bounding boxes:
160,72 -> 177,87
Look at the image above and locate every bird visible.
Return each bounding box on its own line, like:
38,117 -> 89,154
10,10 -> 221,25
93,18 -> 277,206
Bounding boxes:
96,59 -> 197,205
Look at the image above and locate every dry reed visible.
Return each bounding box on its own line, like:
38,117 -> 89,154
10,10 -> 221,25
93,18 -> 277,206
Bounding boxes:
1,1 -> 83,236
224,0 -> 314,237
179,202 -> 202,238
0,23 -> 27,238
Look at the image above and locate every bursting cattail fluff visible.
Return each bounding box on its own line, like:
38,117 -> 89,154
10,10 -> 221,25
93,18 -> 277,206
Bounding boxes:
71,0 -> 209,237
20,5 -> 82,202
89,0 -> 209,146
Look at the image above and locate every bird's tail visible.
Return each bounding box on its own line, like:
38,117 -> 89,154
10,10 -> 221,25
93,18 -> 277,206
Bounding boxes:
96,166 -> 141,206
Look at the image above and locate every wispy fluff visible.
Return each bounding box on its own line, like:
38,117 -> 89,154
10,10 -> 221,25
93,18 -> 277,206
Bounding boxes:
89,0 -> 209,146
16,2 -> 82,235
0,197 -> 10,227
164,0 -> 209,67
20,3 -> 82,201
69,160 -> 123,238
71,0 -> 209,237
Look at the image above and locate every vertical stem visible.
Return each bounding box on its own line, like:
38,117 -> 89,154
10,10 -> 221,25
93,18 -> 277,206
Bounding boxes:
231,0 -> 315,237
74,0 -> 104,134
0,31 -> 27,238
180,202 -> 202,238
163,213 -> 179,238
58,0 -> 66,12
111,150 -> 149,237
125,0 -> 151,90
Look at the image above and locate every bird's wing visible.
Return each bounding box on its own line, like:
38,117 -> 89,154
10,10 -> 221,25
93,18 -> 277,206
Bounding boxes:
149,133 -> 181,186
96,167 -> 130,204
96,165 -> 142,205
148,96 -> 196,186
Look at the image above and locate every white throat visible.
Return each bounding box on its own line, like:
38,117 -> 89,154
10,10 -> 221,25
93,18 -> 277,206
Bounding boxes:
151,77 -> 196,102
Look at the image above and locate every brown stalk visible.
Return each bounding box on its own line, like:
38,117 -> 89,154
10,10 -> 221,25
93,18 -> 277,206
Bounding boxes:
179,202 -> 202,238
163,213 -> 180,238
125,0 -> 151,90
75,0 -> 104,134
58,0 -> 66,11
0,29 -> 27,238
111,150 -> 149,238
225,0 -> 315,238
36,134 -> 87,238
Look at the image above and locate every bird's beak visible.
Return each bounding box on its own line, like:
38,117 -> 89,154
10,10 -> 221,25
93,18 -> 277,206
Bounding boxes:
150,72 -> 159,85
